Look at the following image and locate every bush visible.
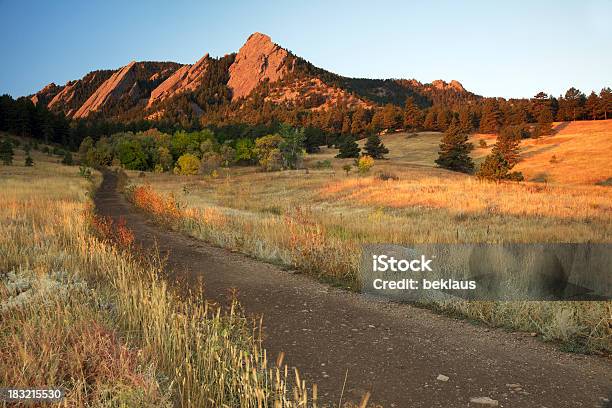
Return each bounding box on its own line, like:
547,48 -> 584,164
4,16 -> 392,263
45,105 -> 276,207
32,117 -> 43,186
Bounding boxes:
357,155 -> 375,175
173,154 -> 200,175
342,164 -> 352,175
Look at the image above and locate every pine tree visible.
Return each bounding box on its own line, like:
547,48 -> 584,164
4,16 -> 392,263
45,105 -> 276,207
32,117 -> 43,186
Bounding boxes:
477,128 -> 524,182
495,126 -> 523,166
532,92 -> 553,137
0,139 -> 14,165
458,108 -> 474,133
563,87 -> 585,121
585,91 -> 600,120
351,107 -> 370,135
364,133 -> 389,159
382,104 -> 402,131
369,109 -> 385,133
436,108 -> 451,131
479,99 -> 502,133
335,136 -> 361,158
403,97 -> 423,131
600,88 -> 612,120
341,117 -> 351,135
435,120 -> 474,173
423,110 -> 437,130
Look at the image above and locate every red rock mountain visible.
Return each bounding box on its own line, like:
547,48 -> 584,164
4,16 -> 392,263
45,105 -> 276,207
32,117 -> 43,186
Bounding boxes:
31,32 -> 476,120
227,32 -> 291,101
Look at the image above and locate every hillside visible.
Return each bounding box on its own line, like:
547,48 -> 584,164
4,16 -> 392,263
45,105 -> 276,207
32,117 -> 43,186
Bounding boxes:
29,32 -> 478,122
341,120 -> 612,186
471,120 -> 612,185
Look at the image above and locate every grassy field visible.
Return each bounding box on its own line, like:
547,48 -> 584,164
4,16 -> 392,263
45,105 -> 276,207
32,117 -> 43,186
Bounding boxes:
0,146 -> 319,407
126,120 -> 612,353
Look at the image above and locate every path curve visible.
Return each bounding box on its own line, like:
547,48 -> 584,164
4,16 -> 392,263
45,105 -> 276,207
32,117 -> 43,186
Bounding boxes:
94,172 -> 611,408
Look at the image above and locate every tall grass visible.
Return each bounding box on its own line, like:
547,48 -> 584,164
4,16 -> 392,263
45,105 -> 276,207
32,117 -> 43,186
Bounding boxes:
126,172 -> 611,353
1,157 -> 317,407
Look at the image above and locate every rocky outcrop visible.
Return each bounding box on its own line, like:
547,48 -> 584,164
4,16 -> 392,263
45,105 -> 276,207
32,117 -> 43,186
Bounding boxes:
431,79 -> 466,92
228,32 -> 290,101
72,61 -> 180,118
48,81 -> 77,112
147,54 -> 210,107
30,83 -> 62,106
74,61 -> 138,118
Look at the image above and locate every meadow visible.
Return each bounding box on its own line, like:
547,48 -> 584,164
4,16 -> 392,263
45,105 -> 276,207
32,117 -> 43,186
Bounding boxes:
126,120 -> 612,353
0,146 -> 321,407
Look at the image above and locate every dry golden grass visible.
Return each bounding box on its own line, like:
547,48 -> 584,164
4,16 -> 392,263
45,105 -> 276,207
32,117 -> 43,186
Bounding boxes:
471,120 -> 612,185
128,122 -> 611,352
1,148 -> 319,407
513,120 -> 612,184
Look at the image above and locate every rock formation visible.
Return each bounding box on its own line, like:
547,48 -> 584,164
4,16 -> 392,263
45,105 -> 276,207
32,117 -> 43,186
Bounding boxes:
227,32 -> 290,101
147,54 -> 210,107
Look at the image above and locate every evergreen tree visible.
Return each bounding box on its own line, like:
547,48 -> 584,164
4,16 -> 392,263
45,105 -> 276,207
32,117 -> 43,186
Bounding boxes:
435,120 -> 474,173
364,133 -> 389,159
585,91 -> 601,120
350,107 -> 370,135
403,97 -> 423,131
532,92 -> 553,137
495,126 -> 523,166
477,128 -> 524,182
458,108 -> 474,133
477,151 -> 523,181
335,136 -> 361,158
0,139 -> 14,165
563,87 -> 586,121
382,104 -> 402,130
341,117 -> 352,135
423,110 -> 437,130
436,108 -> 452,131
479,99 -> 502,133
599,88 -> 611,120
369,109 -> 384,133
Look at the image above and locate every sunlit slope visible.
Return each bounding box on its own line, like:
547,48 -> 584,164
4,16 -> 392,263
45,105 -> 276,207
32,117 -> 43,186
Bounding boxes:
513,120 -> 612,185
365,120 -> 611,185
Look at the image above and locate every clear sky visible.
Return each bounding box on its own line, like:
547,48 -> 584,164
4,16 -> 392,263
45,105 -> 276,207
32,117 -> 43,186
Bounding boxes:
0,0 -> 610,99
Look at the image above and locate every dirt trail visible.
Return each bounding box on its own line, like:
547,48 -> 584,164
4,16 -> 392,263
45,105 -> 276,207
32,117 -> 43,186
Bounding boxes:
95,172 -> 611,408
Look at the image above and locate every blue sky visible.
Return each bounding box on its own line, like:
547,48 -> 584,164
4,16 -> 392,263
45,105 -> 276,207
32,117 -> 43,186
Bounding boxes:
0,0 -> 610,99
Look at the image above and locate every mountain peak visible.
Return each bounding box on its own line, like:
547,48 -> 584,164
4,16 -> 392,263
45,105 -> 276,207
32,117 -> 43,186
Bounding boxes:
245,32 -> 273,45
227,32 -> 290,100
